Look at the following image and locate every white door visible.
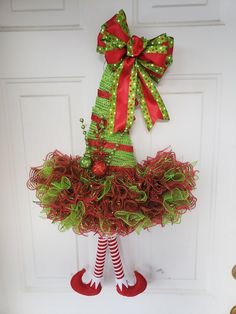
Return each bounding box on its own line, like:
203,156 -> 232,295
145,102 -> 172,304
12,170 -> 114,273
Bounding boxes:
1,1 -> 235,313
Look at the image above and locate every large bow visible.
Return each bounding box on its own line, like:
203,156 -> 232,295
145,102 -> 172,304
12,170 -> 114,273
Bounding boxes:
97,9 -> 174,133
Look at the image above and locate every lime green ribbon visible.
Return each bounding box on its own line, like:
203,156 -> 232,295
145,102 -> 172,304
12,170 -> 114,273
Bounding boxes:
37,176 -> 71,205
39,160 -> 54,177
128,185 -> 147,202
51,176 -> 71,190
97,176 -> 114,201
121,180 -> 147,202
59,201 -> 85,231
163,188 -> 189,209
80,176 -> 90,184
162,188 -> 189,225
115,211 -> 152,234
164,169 -> 185,182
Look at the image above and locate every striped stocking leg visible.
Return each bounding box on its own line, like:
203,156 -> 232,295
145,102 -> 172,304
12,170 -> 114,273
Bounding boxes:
108,236 -> 147,297
90,236 -> 108,288
108,236 -> 128,289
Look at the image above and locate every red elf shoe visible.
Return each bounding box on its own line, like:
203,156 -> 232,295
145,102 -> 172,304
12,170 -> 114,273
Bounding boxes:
70,268 -> 102,296
116,271 -> 147,297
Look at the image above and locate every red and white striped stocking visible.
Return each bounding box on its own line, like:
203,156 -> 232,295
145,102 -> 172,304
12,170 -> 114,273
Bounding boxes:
108,236 -> 128,289
90,236 -> 108,288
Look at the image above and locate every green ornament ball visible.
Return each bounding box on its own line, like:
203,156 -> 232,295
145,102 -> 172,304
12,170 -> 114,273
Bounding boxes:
80,156 -> 92,169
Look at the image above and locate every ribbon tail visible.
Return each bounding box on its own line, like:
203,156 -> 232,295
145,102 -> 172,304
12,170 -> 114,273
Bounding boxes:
137,67 -> 169,131
108,58 -> 137,133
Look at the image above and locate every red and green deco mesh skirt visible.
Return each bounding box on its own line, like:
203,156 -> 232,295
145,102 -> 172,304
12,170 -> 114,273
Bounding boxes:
27,65 -> 197,236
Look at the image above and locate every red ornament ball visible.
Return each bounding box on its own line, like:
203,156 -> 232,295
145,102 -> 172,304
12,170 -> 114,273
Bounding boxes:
92,161 -> 107,176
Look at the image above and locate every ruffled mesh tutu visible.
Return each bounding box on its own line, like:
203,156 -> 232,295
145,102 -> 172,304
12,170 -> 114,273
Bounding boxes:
27,149 -> 197,236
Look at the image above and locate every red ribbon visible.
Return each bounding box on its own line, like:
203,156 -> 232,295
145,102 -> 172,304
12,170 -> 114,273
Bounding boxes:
115,58 -> 135,132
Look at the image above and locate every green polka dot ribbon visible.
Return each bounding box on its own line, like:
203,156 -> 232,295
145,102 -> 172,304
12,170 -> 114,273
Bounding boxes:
97,9 -> 174,133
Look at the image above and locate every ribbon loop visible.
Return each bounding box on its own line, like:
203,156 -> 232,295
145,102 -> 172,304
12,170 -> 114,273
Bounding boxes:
127,35 -> 146,57
97,9 -> 174,133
